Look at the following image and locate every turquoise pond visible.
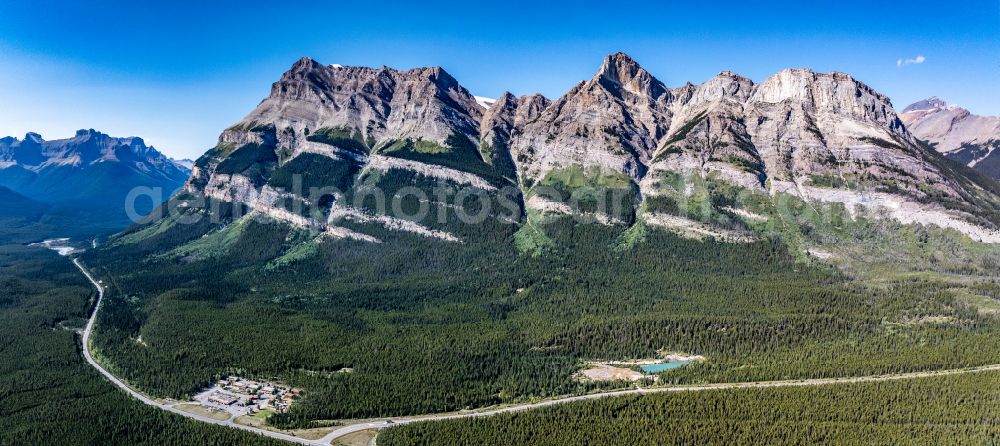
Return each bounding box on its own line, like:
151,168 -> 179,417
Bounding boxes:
640,361 -> 690,374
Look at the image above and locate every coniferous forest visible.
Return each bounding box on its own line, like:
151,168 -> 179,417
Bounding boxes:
379,371 -> 1000,445
0,245 -> 285,445
7,235 -> 1000,445
79,209 -> 1000,428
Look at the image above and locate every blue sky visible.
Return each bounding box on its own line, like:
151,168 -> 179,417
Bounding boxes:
1,0 -> 998,159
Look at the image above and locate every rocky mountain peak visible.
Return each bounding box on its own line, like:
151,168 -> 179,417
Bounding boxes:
482,92 -> 518,126
182,54 -> 1000,246
903,97 -> 948,113
751,68 -> 903,135
417,66 -> 460,91
513,94 -> 550,127
478,92 -> 523,182
0,130 -> 184,171
289,56 -> 324,73
901,98 -> 1000,179
594,52 -> 669,101
494,92 -> 517,107
677,71 -> 755,108
507,53 -> 674,184
236,57 -> 483,155
752,68 -> 821,103
75,128 -> 101,138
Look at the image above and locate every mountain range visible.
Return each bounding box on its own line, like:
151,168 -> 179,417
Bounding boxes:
0,129 -> 190,238
163,52 -> 1000,253
83,53 -> 1000,438
901,97 -> 1000,180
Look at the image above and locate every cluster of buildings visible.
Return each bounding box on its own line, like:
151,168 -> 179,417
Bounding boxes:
204,376 -> 300,414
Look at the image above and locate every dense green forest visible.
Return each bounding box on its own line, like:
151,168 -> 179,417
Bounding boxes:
0,245 -> 288,445
379,371 -> 1000,445
82,200 -> 1000,427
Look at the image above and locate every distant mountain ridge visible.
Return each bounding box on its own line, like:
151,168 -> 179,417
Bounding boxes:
0,129 -> 190,201
0,129 -> 191,236
901,98 -> 1000,180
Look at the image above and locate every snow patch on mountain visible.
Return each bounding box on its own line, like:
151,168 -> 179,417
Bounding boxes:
474,96 -> 497,109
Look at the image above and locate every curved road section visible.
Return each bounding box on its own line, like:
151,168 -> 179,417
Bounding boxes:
73,258 -> 1000,445
74,258 -> 325,446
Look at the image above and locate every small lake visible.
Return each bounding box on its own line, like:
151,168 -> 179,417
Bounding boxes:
640,361 -> 690,374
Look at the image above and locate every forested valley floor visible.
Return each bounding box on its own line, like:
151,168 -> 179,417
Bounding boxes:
0,245 -> 286,445
379,370 -> 1000,446
84,215 -> 1000,428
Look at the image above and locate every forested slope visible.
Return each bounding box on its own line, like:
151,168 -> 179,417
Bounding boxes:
83,217 -> 1000,427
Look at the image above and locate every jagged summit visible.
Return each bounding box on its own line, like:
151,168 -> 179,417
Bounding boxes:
289,56 -> 321,70
0,129 -> 179,169
507,53 -> 673,183
494,92 -> 517,105
178,53 -> 1000,246
594,52 -> 670,100
674,70 -> 754,107
752,68 -> 896,116
237,57 -> 482,154
280,57 -> 461,97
